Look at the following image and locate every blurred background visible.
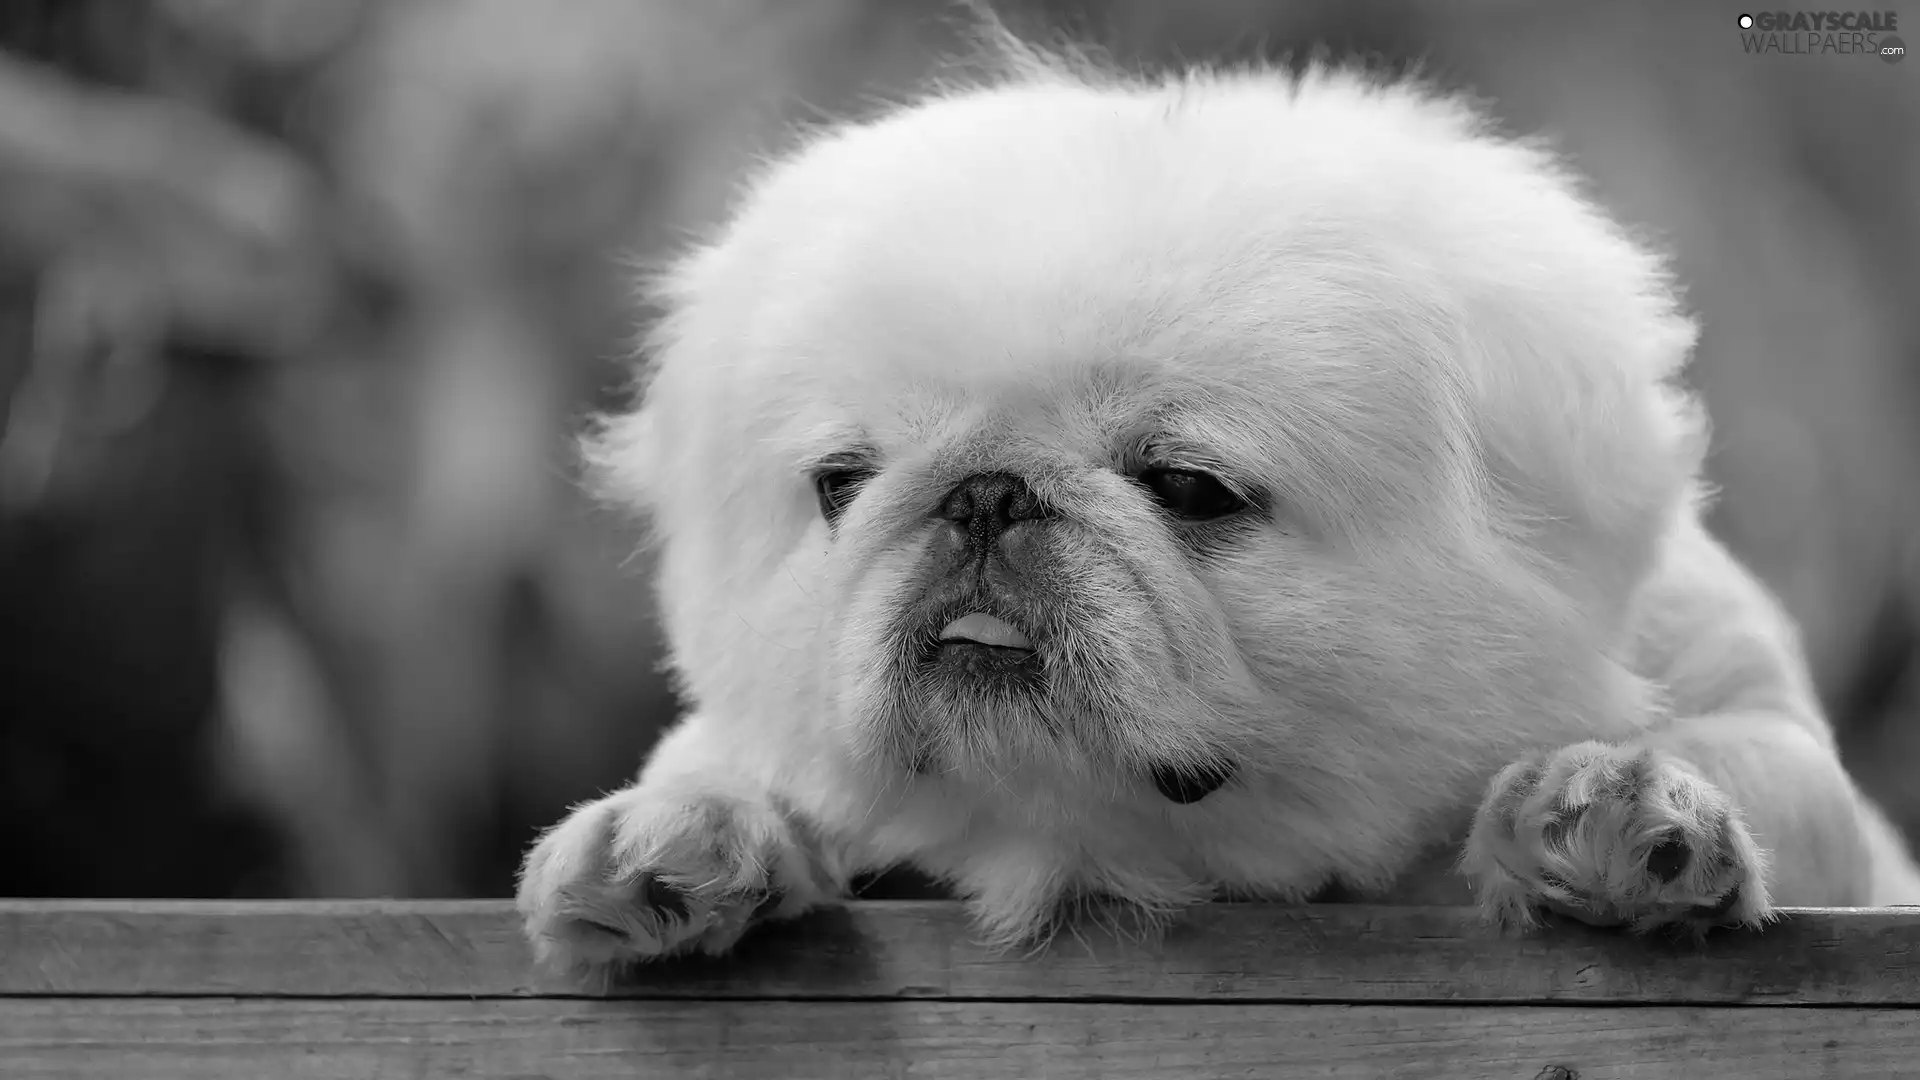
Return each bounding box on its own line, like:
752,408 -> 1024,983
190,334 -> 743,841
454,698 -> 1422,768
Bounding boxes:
1,0 -> 1915,900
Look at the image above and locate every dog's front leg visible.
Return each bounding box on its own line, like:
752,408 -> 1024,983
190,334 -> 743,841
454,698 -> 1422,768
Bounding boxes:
1461,712 -> 1886,933
516,713 -> 855,973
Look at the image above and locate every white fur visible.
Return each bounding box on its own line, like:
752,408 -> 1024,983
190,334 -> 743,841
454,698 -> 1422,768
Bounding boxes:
518,43 -> 1920,971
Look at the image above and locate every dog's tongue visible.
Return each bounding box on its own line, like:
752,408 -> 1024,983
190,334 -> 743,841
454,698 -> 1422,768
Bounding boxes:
938,613 -> 1033,650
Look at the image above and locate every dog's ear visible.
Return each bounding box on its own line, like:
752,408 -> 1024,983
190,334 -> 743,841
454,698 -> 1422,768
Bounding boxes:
1152,760 -> 1237,804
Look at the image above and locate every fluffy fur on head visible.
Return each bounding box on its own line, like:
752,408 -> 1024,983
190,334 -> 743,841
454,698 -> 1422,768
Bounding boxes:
522,26 -> 1917,967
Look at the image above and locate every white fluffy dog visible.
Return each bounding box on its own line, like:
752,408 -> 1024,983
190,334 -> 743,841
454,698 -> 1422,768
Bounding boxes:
517,34 -> 1920,971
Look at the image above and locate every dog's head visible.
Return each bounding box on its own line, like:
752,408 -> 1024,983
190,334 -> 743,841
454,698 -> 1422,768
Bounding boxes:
588,59 -> 1703,812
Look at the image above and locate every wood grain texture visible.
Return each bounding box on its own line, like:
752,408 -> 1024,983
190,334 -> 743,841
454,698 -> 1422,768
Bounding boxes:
2,900 -> 1917,1004
3,999 -> 1916,1080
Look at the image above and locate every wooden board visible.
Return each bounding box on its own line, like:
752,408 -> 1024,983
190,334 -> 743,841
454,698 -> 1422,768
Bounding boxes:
2,1000 -> 1916,1080
5,901 -> 1918,1079
2,900 -> 1917,1004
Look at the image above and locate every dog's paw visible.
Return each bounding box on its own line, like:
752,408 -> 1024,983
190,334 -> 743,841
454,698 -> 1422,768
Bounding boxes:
516,786 -> 828,974
1461,740 -> 1772,935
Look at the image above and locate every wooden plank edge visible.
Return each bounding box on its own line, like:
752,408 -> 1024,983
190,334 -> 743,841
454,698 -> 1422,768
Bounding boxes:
2,901 -> 1916,1005
4,999 -> 1919,1080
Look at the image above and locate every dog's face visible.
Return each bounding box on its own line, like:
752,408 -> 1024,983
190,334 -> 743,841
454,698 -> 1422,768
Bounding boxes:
591,68 -> 1705,813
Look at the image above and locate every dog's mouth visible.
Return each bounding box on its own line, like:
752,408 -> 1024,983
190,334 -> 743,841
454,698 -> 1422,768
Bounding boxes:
930,611 -> 1041,674
932,615 -> 1236,805
937,612 -> 1035,652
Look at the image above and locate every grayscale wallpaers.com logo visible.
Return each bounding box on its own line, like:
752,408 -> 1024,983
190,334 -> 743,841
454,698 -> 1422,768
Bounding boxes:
1738,10 -> 1904,61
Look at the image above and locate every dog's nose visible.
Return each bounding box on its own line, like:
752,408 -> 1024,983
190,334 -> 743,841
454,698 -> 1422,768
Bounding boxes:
936,472 -> 1047,551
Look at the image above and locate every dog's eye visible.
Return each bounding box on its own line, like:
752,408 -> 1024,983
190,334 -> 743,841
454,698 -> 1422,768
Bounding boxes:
814,467 -> 877,526
1136,468 -> 1246,520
